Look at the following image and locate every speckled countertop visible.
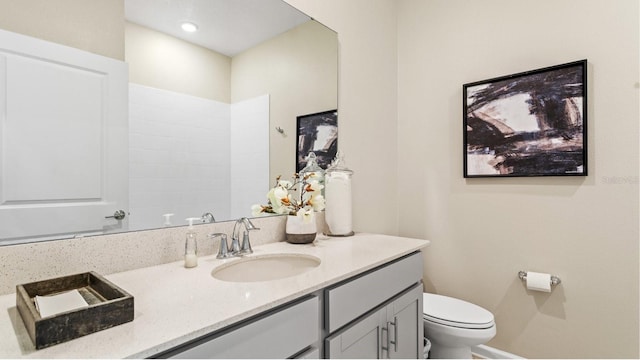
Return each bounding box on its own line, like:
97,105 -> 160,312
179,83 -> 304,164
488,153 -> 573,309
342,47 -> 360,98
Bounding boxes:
0,233 -> 429,358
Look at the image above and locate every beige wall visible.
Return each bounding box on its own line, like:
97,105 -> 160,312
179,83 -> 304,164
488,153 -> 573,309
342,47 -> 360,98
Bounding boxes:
125,22 -> 231,103
0,0 -> 123,60
289,0 -> 639,358
285,0 -> 400,235
231,20 -> 338,184
396,0 -> 639,358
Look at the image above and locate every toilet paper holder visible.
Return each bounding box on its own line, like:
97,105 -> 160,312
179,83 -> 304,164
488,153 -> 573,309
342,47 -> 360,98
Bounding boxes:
518,271 -> 561,286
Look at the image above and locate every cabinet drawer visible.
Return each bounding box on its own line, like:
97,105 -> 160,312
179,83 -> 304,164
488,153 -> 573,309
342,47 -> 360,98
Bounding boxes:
325,252 -> 423,333
168,296 -> 319,359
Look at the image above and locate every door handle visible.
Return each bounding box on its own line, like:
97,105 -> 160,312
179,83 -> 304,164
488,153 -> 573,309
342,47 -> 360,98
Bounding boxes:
381,323 -> 389,353
105,210 -> 126,220
389,317 -> 398,351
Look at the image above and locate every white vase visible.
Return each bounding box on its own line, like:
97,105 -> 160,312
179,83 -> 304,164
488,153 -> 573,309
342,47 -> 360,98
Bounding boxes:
285,214 -> 317,244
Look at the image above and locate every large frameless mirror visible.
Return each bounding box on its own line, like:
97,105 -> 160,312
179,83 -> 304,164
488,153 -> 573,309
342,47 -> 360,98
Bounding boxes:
0,0 -> 338,245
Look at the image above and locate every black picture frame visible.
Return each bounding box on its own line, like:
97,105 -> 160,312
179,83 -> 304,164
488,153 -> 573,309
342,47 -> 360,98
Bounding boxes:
463,60 -> 587,178
296,110 -> 338,172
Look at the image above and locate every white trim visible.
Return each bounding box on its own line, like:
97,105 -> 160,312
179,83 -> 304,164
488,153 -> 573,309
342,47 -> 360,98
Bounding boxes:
471,345 -> 524,359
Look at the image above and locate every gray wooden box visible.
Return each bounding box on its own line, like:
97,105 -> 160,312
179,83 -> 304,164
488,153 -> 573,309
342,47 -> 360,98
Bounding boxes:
16,271 -> 134,349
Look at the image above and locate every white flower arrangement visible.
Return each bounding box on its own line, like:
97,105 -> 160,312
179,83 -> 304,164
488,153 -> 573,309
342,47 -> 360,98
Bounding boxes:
252,173 -> 325,223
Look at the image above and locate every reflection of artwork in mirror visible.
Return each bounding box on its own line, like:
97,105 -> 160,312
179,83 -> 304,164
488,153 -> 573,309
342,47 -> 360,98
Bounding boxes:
463,59 -> 587,178
296,110 -> 338,172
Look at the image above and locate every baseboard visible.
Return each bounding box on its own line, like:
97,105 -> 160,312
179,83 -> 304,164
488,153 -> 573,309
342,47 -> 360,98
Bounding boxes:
471,345 -> 524,359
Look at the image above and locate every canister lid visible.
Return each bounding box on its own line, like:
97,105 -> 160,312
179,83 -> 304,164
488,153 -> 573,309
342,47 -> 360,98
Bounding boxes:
326,151 -> 353,175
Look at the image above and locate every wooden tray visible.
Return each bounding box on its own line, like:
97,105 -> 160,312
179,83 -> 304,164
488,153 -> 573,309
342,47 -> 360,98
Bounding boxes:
16,271 -> 134,349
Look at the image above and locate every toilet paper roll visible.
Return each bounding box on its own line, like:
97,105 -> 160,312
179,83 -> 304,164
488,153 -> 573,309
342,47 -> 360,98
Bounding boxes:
526,271 -> 551,292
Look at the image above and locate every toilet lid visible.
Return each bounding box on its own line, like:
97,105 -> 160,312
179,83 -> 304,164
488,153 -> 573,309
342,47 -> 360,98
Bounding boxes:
423,293 -> 495,329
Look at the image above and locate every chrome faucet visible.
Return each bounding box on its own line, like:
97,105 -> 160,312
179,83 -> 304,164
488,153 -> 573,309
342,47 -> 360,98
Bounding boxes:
232,217 -> 260,255
201,212 -> 216,223
211,218 -> 260,259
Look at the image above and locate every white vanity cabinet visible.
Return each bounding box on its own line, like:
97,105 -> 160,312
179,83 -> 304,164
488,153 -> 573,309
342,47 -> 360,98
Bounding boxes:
324,253 -> 424,359
161,296 -> 320,359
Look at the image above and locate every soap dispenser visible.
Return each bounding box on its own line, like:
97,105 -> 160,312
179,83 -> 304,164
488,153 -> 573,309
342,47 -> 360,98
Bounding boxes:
162,213 -> 174,227
184,218 -> 200,268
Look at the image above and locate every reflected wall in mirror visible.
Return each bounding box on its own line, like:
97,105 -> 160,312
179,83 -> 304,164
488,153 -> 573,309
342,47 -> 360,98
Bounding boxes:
0,0 -> 338,245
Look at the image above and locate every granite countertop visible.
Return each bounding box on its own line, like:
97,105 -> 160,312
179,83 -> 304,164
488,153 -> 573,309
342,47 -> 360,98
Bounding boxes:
0,233 -> 429,358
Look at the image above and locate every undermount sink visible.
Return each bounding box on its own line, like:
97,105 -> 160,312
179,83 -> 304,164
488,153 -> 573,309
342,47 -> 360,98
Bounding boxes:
211,254 -> 321,282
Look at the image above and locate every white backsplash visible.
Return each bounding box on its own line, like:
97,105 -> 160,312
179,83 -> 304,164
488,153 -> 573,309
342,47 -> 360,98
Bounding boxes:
0,215 -> 286,295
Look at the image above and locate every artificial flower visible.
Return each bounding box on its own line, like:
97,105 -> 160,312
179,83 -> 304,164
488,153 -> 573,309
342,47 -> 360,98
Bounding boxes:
252,173 -> 326,216
297,208 -> 314,223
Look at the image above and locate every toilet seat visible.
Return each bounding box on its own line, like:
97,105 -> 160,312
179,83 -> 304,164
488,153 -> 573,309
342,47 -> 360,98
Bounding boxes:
423,293 -> 495,329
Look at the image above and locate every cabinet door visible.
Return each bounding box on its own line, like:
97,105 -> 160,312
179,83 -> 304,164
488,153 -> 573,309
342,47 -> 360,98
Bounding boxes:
387,284 -> 423,359
325,307 -> 387,359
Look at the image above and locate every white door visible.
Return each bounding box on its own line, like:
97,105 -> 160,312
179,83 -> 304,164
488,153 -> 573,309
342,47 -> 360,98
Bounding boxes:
0,29 -> 128,243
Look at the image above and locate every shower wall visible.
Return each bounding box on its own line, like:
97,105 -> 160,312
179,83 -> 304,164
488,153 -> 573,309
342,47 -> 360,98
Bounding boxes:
130,84 -> 269,230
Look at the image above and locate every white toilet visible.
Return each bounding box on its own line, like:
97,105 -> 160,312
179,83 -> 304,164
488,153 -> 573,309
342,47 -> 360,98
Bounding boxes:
423,293 -> 496,359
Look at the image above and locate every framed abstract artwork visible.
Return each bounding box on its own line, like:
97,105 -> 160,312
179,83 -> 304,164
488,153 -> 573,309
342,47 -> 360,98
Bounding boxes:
463,60 -> 587,177
296,110 -> 338,172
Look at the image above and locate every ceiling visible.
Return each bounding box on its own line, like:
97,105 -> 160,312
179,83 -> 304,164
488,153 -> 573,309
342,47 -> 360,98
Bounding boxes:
124,0 -> 311,57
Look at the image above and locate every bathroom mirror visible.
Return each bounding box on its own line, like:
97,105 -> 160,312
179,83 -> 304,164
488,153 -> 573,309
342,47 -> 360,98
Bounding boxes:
0,0 -> 338,245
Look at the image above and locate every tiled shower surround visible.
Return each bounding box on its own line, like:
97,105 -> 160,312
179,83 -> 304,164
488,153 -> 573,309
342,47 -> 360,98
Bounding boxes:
128,84 -> 268,230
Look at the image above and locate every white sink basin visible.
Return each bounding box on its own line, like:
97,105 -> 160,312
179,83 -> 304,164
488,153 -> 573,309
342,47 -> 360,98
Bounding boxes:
211,254 -> 321,282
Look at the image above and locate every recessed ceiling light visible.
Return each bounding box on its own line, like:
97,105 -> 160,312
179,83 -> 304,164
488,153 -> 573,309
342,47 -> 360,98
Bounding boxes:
181,22 -> 198,33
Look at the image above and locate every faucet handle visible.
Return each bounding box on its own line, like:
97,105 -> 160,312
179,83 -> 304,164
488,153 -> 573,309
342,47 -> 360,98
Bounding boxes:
242,217 -> 260,231
230,236 -> 241,254
210,233 -> 231,259
238,231 -> 254,255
